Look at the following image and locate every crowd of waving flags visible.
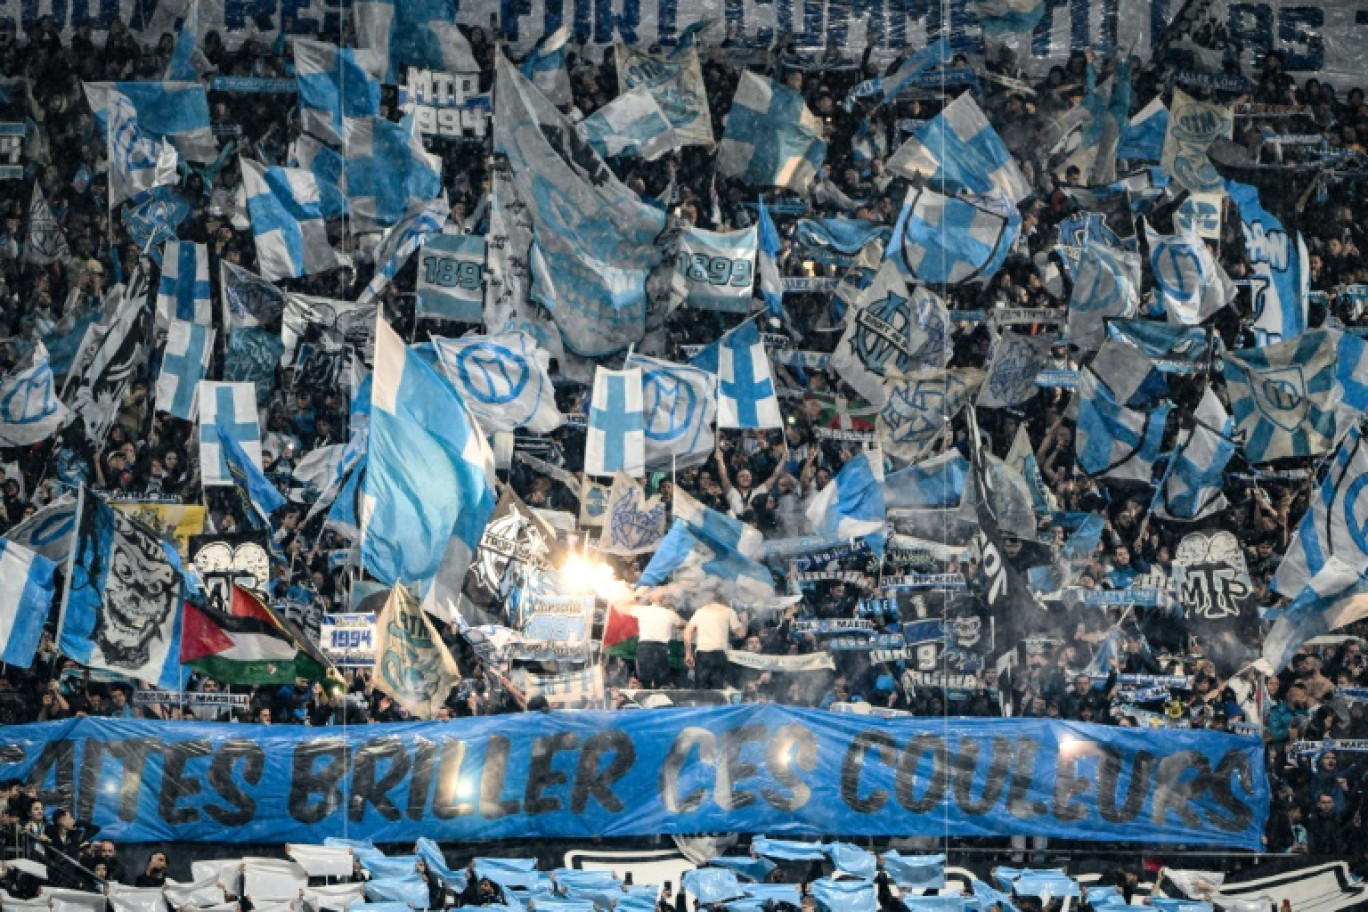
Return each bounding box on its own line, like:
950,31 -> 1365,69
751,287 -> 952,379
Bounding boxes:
1,29 -> 1368,716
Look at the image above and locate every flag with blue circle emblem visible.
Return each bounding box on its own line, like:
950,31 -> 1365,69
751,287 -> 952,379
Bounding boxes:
690,319 -> 782,429
1155,386 -> 1236,522
430,330 -> 562,435
293,39 -> 383,146
361,316 -> 497,597
1224,329 -> 1368,464
357,193 -> 448,304
1275,424 -> 1368,598
1226,179 -> 1308,344
895,186 -> 1020,286
242,158 -> 349,282
626,353 -> 717,470
1066,241 -> 1140,352
1144,222 -> 1235,326
977,331 -> 1050,408
197,381 -> 262,488
1074,364 -> 1172,482
355,0 -> 478,84
671,224 -> 757,314
717,71 -> 826,192
878,367 -> 983,466
0,342 -> 69,448
886,92 -> 1031,202
154,319 -> 214,421
84,81 -> 215,163
155,240 -> 211,328
585,367 -> 646,478
805,449 -> 887,550
639,488 -> 774,605
344,115 -> 442,230
0,535 -> 56,668
579,88 -> 679,161
831,260 -> 951,407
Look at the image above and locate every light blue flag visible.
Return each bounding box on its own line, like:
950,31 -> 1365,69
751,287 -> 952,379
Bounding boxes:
579,88 -> 679,161
639,490 -> 774,603
584,366 -> 646,477
885,452 -> 967,510
1074,366 -> 1172,482
362,317 -> 497,595
0,342 -> 70,447
1224,329 -> 1368,464
0,537 -> 56,668
718,70 -> 826,192
690,319 -> 782,429
882,853 -> 945,890
805,449 -> 886,549
1066,241 -> 1141,351
156,240 -> 211,326
895,186 -> 1020,285
4,496 -> 76,564
415,838 -> 465,890
709,857 -> 776,883
1118,98 -> 1168,163
198,381 -> 263,487
521,26 -> 571,107
1028,512 -> 1105,594
359,193 -> 449,304
968,879 -> 1018,912
1156,387 -> 1236,521
293,39 -> 383,145
682,869 -> 744,905
792,219 -> 891,266
1150,901 -> 1213,912
1226,179 -> 1307,344
295,132 -> 346,199
625,353 -> 718,469
902,899 -> 964,912
355,0 -> 478,85
972,0 -> 1046,34
1274,424 -> 1368,597
57,487 -> 185,689
844,38 -> 950,109
1144,222 -> 1234,325
1010,874 -> 1079,901
416,234 -> 485,323
345,115 -> 443,229
756,197 -> 783,320
824,843 -> 875,878
218,413 -> 287,527
887,92 -> 1031,201
85,80 -> 216,162
164,0 -> 203,81
431,331 -> 562,434
810,879 -> 876,912
750,837 -> 828,861
364,878 -> 430,907
241,158 -> 349,282
155,319 -> 214,420
1263,556 -> 1368,673
1083,624 -> 1122,676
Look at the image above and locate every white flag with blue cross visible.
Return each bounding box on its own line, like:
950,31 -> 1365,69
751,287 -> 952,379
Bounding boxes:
585,367 -> 646,478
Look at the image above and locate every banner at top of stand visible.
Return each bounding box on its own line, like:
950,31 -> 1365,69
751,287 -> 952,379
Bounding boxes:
0,708 -> 1267,848
9,0 -> 1363,87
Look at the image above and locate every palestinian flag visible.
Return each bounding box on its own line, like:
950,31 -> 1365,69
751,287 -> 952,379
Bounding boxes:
601,604 -> 685,669
181,584 -> 328,684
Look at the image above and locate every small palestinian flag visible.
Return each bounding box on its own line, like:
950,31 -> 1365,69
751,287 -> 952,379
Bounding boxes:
180,584 -> 328,684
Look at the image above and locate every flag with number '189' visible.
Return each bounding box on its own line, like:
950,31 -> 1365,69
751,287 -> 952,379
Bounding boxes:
671,224 -> 757,314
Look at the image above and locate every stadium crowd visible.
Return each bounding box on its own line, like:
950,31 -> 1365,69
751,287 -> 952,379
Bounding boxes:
0,2 -> 1364,877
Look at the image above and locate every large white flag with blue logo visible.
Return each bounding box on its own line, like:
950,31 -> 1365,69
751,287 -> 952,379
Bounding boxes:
691,319 -> 782,429
672,224 -> 757,314
0,342 -> 69,448
896,186 -> 1020,285
830,260 -> 950,406
1225,179 -> 1308,344
1074,365 -> 1172,482
155,240 -> 212,327
155,319 -> 214,421
625,353 -> 717,470
344,115 -> 442,230
1066,241 -> 1141,351
887,92 -> 1031,202
718,71 -> 826,192
585,367 -> 646,478
580,87 -> 679,161
197,381 -> 262,488
1274,424 -> 1368,598
293,39 -> 383,146
1144,222 -> 1235,325
878,367 -> 983,466
242,158 -> 349,282
0,536 -> 56,668
1224,329 -> 1368,463
805,449 -> 887,546
354,0 -> 477,84
615,42 -> 713,147
431,331 -> 563,434
1155,386 -> 1236,522
494,53 -> 668,360
84,81 -> 215,162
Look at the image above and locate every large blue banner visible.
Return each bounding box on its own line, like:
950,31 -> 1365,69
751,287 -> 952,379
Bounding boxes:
0,708 -> 1267,847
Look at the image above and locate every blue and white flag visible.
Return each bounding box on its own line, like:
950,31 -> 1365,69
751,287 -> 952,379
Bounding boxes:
845,38 -> 950,109
1144,222 -> 1235,325
0,342 -> 69,448
357,193 -> 448,304
218,413 -> 286,528
24,181 -> 69,267
885,451 -> 967,510
84,81 -> 215,162
1274,424 -> 1368,597
601,471 -> 667,556
756,197 -> 784,320
1106,319 -> 1214,373
1074,365 -> 1172,482
717,71 -> 826,192
805,449 -> 887,547
1088,338 -> 1167,409
0,536 -> 56,668
494,53 -> 667,359
6,496 -> 76,565
164,0 -> 207,81
615,40 -> 713,147
355,0 -> 477,84
1066,241 -> 1141,351
691,319 -> 782,429
521,25 -> 571,106
242,158 -> 349,282
83,83 -> 177,208
1118,98 -> 1168,163
1224,329 -> 1368,463
155,240 -> 211,327
639,489 -> 773,605
673,224 -> 757,314
1029,512 -> 1106,594
625,353 -> 718,470
1226,179 -> 1308,344
220,260 -> 288,330
1259,556 -> 1368,674
972,0 -> 1046,33
155,319 -> 214,420
293,39 -> 383,146
895,186 -> 1019,285
197,381 -> 262,488
431,330 -> 563,434
878,367 -> 983,466
416,234 -> 484,323
362,317 -> 497,599
57,487 -> 185,689
1155,386 -> 1235,522
344,115 -> 443,230
579,87 -> 679,161
794,219 -> 891,267
831,260 -> 951,406
585,366 -> 646,478
887,92 -> 1031,202
977,331 -> 1050,408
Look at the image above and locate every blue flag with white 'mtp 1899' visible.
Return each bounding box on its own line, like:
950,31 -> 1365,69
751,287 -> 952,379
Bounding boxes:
1225,179 -> 1308,344
1273,423 -> 1368,598
718,71 -> 827,192
155,319 -> 213,421
585,367 -> 646,478
805,449 -> 887,552
242,158 -> 349,282
887,92 -> 1031,202
155,240 -> 211,327
0,536 -> 56,668
691,319 -> 782,429
895,186 -> 1019,285
625,353 -> 717,470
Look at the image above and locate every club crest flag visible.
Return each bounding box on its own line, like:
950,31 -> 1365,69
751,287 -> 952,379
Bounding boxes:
374,583 -> 459,719
625,354 -> 717,470
601,471 -> 667,556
